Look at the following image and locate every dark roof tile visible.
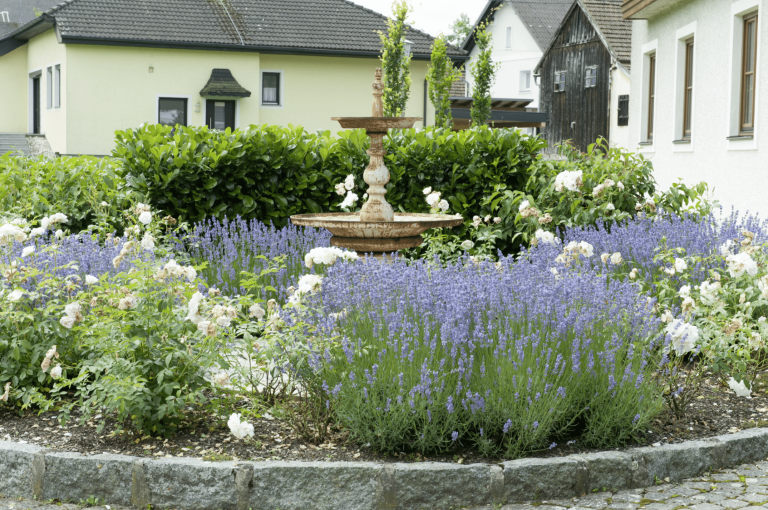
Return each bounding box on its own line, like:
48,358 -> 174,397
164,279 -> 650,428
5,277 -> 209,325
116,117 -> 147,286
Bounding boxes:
509,0 -> 572,51
27,0 -> 465,57
581,0 -> 632,67
200,68 -> 252,97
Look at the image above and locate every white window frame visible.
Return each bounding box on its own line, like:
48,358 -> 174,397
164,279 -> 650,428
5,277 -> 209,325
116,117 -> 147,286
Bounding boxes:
519,70 -> 531,92
727,0 -> 762,151
506,26 -> 512,48
639,39 -> 657,153
0,12 -> 9,22
155,94 -> 191,126
46,67 -> 53,109
672,22 -> 696,152
54,63 -> 61,108
554,70 -> 566,92
585,65 -> 598,88
260,70 -> 284,108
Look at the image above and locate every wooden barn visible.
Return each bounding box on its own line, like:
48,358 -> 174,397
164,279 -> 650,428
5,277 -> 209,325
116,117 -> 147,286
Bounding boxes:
533,0 -> 632,152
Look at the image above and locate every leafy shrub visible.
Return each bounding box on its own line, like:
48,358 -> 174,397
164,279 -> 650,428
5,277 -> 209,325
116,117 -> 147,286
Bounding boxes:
112,124 -> 544,243
0,154 -> 127,234
304,254 -> 663,457
487,141 -> 712,247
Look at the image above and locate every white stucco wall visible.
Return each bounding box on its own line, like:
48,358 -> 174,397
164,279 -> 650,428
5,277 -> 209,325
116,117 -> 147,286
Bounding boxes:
0,44 -> 28,134
609,65 -> 632,150
628,0 -> 767,215
26,29 -> 67,153
465,1 -> 542,107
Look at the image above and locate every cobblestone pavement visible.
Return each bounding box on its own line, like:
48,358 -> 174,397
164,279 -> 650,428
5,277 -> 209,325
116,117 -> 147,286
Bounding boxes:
465,461 -> 768,510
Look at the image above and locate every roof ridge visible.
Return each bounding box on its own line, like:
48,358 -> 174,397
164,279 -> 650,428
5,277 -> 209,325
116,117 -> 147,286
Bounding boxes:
338,0 -> 449,50
44,0 -> 79,17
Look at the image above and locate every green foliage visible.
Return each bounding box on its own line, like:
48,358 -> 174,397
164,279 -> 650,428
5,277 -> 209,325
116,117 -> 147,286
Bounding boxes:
446,13 -> 472,46
470,22 -> 497,126
487,140 -> 712,247
113,123 -> 545,250
426,35 -> 461,128
0,154 -> 127,234
378,0 -> 413,117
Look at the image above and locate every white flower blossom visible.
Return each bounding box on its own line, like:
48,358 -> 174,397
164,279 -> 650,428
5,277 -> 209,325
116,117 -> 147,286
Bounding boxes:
249,304 -> 265,320
535,229 -> 557,245
55,229 -> 64,239
6,290 -> 23,302
425,191 -> 441,208
554,170 -> 583,192
720,240 -> 735,257
678,285 -> 691,297
666,320 -> 699,354
727,377 -> 752,398
660,310 -> 674,323
610,252 -> 623,265
0,382 -> 10,402
216,316 -> 231,328
227,413 -> 254,440
213,372 -> 230,386
344,174 -> 355,191
461,240 -> 474,250
141,233 -> 155,251
59,316 -> 76,329
138,211 -> 152,225
726,252 -> 758,278
186,292 -> 205,325
438,199 -> 450,212
21,246 -> 34,257
85,275 -> 98,285
674,258 -> 687,273
50,365 -> 62,379
606,203 -> 615,211
423,187 -> 432,195
339,191 -> 359,210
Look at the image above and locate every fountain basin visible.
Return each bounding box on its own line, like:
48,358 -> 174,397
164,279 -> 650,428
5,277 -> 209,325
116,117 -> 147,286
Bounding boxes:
331,117 -> 422,133
290,212 -> 463,253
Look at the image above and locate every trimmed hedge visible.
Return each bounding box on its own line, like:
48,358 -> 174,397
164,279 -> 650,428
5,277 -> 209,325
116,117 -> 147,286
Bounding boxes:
112,124 -> 546,227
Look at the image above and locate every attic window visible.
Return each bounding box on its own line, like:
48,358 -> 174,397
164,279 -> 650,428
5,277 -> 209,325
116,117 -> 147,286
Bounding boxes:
554,71 -> 566,92
585,66 -> 598,88
0,12 -> 9,22
506,27 -> 512,48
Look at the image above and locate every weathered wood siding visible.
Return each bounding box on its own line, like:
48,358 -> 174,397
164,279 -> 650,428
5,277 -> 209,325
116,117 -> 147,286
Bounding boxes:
539,5 -> 612,153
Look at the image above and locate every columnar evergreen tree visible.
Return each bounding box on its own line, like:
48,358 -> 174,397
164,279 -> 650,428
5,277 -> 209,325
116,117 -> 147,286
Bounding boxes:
378,0 -> 413,117
470,22 -> 497,126
426,35 -> 461,128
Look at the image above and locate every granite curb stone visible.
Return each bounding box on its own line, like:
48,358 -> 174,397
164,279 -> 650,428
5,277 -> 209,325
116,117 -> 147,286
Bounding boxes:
0,427 -> 767,509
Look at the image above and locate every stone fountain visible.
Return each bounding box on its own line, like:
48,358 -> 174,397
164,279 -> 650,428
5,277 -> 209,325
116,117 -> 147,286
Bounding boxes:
290,69 -> 462,254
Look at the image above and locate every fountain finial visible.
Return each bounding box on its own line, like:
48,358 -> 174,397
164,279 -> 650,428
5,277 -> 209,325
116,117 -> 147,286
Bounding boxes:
372,68 -> 384,117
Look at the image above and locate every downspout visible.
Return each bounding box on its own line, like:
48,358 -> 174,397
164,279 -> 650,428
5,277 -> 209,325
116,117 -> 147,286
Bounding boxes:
607,58 -> 616,146
423,79 -> 428,128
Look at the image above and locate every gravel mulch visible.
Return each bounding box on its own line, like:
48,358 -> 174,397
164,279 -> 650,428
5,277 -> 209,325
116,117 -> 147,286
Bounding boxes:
1,373 -> 767,465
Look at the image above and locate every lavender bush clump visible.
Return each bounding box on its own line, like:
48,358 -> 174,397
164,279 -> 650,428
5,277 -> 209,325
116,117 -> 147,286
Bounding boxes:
188,217 -> 331,298
305,253 -> 663,458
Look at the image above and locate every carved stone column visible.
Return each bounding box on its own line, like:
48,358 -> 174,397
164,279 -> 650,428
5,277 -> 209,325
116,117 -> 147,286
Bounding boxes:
359,69 -> 394,223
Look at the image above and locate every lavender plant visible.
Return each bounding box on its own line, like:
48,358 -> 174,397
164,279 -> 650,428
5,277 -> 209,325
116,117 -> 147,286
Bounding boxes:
303,254 -> 664,457
188,217 -> 331,298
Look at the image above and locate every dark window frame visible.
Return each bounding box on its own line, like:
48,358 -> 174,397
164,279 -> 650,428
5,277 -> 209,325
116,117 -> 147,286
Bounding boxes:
158,97 -> 188,127
618,94 -> 629,126
585,66 -> 598,88
682,38 -> 694,140
740,12 -> 758,134
262,72 -> 281,105
554,71 -> 566,92
647,54 -> 656,142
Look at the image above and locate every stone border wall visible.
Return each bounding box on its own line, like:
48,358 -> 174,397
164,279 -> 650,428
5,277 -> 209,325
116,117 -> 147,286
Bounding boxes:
2,429 -> 768,510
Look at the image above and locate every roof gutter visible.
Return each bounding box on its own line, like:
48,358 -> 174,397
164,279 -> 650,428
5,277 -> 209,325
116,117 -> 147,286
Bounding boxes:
53,35 -> 470,61
0,15 -> 55,56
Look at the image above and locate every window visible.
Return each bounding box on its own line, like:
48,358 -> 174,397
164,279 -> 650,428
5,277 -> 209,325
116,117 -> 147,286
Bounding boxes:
506,27 -> 512,48
158,97 -> 187,126
554,71 -> 566,92
585,66 -> 598,88
46,67 -> 52,109
647,54 -> 656,141
262,72 -> 280,105
519,70 -> 531,92
54,65 -> 60,108
682,38 -> 694,139
0,12 -> 9,22
618,95 -> 629,126
740,12 -> 758,134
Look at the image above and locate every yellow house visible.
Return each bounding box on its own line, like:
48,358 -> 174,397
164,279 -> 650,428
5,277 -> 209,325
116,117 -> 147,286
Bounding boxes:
0,0 -> 468,156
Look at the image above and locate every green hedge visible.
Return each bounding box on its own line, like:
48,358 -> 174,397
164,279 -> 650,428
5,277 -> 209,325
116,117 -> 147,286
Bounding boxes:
112,124 -> 546,227
0,153 -> 126,233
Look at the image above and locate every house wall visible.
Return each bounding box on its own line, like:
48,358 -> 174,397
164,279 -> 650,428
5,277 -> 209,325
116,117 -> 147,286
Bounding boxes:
539,6 -> 613,152
628,0 -> 767,215
0,44 -> 27,133
465,1 -> 542,107
609,65 -> 632,150
26,29 -> 66,152
257,54 -> 434,132
65,44 -> 262,155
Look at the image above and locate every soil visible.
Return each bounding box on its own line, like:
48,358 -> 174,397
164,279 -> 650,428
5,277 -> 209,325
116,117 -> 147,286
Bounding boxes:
2,372 -> 768,465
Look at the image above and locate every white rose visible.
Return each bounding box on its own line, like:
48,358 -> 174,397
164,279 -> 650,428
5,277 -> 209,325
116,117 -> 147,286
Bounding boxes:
50,365 -> 62,379
55,229 -> 64,239
140,234 -> 155,251
606,203 -> 615,211
666,319 -> 699,354
674,258 -> 687,272
6,290 -> 23,302
727,377 -> 752,398
578,241 -> 594,257
59,316 -> 76,329
461,240 -> 474,250
678,285 -> 691,297
610,252 -> 623,265
21,246 -> 34,257
138,211 -> 152,225
344,174 -> 355,191
535,229 -> 557,245
423,187 -> 432,195
438,199 -> 449,212
185,266 -> 197,282
249,304 -> 265,320
600,253 -> 610,264
85,275 -> 98,285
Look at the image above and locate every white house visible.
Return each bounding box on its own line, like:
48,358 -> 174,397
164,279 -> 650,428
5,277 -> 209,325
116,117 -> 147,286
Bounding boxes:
625,0 -> 767,215
462,0 -> 572,110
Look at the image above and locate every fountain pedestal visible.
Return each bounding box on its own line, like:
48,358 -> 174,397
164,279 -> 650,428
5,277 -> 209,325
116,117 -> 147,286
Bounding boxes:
290,69 -> 462,254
